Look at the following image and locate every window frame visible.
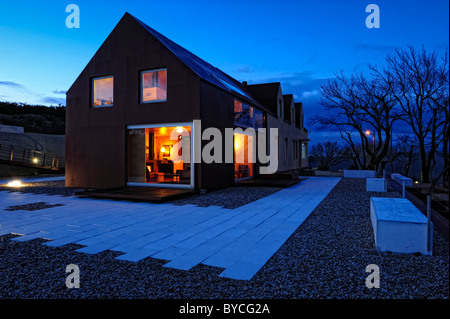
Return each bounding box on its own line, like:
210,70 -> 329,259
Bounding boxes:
91,75 -> 114,108
140,68 -> 168,104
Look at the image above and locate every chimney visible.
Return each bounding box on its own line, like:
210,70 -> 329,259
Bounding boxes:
242,81 -> 247,86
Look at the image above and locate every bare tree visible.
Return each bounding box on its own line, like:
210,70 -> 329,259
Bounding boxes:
311,71 -> 401,172
431,74 -> 449,189
375,46 -> 449,183
390,135 -> 418,177
309,141 -> 346,171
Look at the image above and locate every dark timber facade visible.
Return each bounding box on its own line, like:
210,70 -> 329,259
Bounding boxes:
65,13 -> 309,191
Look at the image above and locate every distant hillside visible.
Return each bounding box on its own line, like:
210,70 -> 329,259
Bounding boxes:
0,101 -> 65,135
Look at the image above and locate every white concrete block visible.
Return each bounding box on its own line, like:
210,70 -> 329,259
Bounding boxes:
366,178 -> 387,192
370,197 -> 432,255
344,170 -> 376,178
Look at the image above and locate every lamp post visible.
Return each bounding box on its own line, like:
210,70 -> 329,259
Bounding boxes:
365,130 -> 375,152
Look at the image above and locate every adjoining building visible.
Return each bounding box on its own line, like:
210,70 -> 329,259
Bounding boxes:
65,12 -> 309,191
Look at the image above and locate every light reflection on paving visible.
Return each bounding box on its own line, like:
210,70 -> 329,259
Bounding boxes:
0,177 -> 340,280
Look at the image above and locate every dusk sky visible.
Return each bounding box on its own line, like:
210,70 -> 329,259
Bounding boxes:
0,0 -> 448,143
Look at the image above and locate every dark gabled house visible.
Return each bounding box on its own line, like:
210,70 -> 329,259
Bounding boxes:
65,12 -> 309,191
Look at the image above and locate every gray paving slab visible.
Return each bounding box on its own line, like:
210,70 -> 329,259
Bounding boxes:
115,247 -> 159,262
0,177 -> 341,280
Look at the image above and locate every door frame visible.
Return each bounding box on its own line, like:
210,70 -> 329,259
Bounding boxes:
126,121 -> 195,189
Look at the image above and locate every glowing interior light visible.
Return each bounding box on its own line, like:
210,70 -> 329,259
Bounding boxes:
33,158 -> 38,163
6,180 -> 24,187
161,147 -> 166,153
176,126 -> 184,133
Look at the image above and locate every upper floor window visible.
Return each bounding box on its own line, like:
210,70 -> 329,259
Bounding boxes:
92,76 -> 113,107
234,99 -> 265,129
234,100 -> 253,127
141,69 -> 167,103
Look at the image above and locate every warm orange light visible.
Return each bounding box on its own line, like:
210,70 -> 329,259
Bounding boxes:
365,130 -> 371,135
176,126 -> 184,133
6,180 -> 24,187
161,147 -> 166,153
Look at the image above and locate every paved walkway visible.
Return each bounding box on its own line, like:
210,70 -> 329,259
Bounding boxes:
0,177 -> 340,280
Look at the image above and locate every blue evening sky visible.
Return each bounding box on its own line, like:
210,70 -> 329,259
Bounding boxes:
0,0 -> 448,142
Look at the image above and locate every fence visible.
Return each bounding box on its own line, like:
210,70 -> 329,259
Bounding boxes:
0,143 -> 65,169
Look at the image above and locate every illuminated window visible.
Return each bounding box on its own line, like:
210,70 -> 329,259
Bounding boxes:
92,76 -> 113,107
234,100 -> 253,127
141,69 -> 167,103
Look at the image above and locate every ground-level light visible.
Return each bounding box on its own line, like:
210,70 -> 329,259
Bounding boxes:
6,180 -> 24,187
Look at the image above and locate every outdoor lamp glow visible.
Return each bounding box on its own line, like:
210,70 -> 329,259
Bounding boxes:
33,157 -> 38,163
365,130 -> 371,135
6,180 -> 24,187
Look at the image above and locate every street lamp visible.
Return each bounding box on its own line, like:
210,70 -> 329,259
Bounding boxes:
365,130 -> 375,152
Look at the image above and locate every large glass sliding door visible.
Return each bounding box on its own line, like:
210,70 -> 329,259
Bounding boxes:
127,123 -> 193,188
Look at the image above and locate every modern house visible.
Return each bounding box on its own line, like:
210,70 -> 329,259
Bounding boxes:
65,12 -> 309,191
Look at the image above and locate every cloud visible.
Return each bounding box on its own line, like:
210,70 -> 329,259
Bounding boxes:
52,89 -> 67,94
234,66 -> 254,73
354,43 -> 398,53
0,79 -> 66,106
301,90 -> 320,99
247,71 -> 332,130
40,96 -> 65,105
0,81 -> 25,89
251,71 -> 330,97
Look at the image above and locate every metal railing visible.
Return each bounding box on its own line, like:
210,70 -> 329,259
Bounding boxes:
0,143 -> 65,169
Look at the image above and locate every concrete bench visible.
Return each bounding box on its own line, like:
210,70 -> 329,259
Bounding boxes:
391,173 -> 401,182
390,173 -> 413,186
366,178 -> 387,192
344,170 -> 376,178
370,197 -> 432,255
397,176 -> 413,186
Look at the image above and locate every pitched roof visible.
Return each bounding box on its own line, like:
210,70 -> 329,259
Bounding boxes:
283,94 -> 294,122
244,82 -> 281,116
130,13 -> 268,112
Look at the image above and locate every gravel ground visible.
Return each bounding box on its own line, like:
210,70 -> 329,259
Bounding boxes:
5,202 -> 64,211
0,178 -> 448,299
171,186 -> 283,209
